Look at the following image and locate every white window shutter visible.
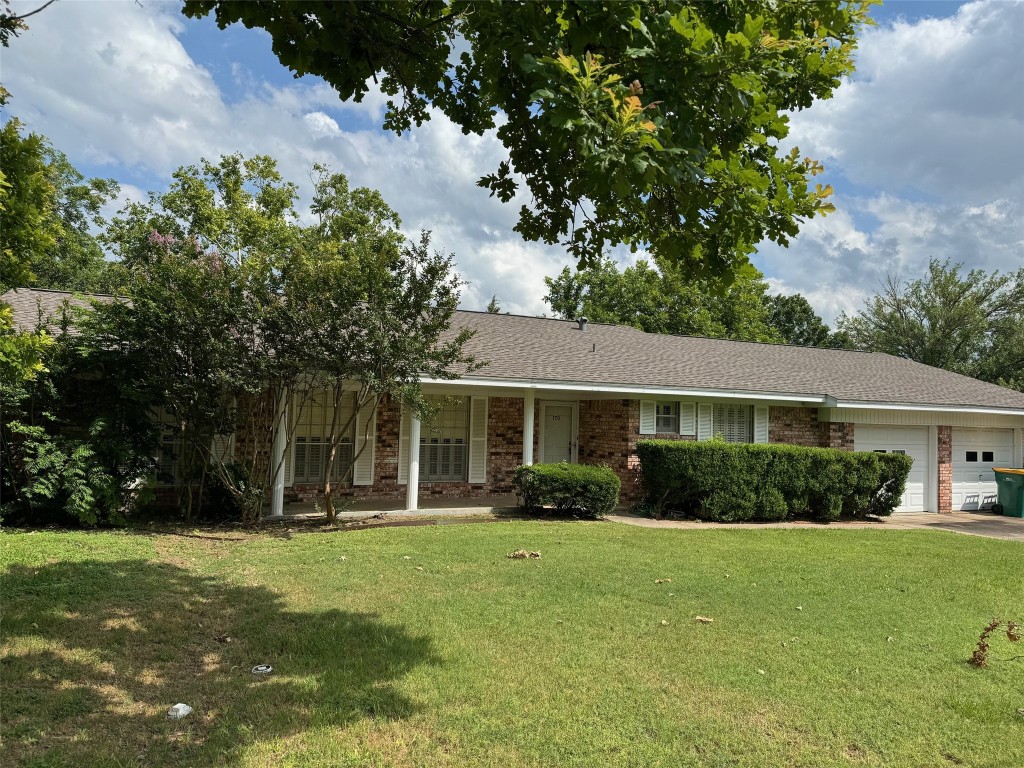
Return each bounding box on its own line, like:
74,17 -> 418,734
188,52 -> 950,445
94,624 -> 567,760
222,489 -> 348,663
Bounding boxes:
679,402 -> 695,435
468,396 -> 488,483
697,403 -> 713,440
353,403 -> 376,486
283,438 -> 293,487
397,407 -> 410,485
754,406 -> 769,444
210,434 -> 233,464
639,400 -> 656,434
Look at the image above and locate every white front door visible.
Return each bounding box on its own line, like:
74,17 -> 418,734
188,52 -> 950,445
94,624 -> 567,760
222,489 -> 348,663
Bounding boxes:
854,425 -> 930,512
952,428 -> 1014,510
540,403 -> 576,463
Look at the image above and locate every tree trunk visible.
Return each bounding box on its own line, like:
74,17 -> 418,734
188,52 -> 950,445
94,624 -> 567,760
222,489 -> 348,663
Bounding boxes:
322,380 -> 345,522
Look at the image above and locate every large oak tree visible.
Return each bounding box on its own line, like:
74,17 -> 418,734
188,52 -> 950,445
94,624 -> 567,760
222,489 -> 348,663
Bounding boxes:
184,1 -> 872,279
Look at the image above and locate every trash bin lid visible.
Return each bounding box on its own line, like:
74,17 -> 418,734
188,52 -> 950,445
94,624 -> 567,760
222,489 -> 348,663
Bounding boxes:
994,468 -> 1024,475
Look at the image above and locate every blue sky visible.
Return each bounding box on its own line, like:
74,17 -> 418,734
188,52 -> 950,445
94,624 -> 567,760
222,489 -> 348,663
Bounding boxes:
4,0 -> 1022,322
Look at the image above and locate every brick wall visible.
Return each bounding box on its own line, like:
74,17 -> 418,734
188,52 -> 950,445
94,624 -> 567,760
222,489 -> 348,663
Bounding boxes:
769,406 -> 824,447
768,407 -> 853,450
288,395 -> 526,505
937,425 -> 952,514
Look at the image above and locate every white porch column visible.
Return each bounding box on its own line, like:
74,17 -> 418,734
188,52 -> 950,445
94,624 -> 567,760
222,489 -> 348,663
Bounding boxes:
269,387 -> 287,517
405,414 -> 421,511
523,390 -> 535,466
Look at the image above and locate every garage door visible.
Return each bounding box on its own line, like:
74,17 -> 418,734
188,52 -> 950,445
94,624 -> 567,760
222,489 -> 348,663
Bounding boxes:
952,428 -> 1014,511
854,426 -> 929,512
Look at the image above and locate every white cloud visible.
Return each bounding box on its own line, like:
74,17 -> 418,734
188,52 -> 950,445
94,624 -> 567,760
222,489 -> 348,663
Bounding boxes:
757,0 -> 1024,324
303,111 -> 342,138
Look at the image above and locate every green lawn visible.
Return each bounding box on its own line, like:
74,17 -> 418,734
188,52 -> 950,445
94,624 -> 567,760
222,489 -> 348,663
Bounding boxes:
2,522 -> 1022,767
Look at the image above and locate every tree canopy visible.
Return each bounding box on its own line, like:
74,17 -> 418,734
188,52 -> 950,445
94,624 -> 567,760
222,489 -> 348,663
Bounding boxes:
184,0 -> 872,279
764,292 -> 847,348
544,256 -> 779,342
837,260 -> 1024,391
0,118 -> 119,293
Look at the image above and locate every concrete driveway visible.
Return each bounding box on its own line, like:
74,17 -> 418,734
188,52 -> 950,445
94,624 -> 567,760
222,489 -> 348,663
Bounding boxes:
606,511 -> 1024,542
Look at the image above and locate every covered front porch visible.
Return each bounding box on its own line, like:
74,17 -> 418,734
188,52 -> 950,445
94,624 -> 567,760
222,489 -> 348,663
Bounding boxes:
262,380 -> 793,517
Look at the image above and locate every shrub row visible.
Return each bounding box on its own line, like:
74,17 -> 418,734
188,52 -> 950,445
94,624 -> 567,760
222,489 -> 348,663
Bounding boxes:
636,440 -> 913,522
512,463 -> 620,518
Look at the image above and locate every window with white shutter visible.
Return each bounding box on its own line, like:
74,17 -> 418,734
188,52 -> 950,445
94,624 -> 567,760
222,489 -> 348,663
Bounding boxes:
419,396 -> 469,482
713,404 -> 753,443
291,390 -> 355,484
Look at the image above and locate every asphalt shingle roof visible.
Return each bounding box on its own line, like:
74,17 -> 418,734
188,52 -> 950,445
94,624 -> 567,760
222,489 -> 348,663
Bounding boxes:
2,287 -> 118,334
6,288 -> 1023,412
449,311 -> 1024,412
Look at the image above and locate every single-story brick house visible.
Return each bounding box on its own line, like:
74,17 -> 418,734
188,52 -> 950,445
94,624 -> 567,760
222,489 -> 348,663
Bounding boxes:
7,288 -> 1024,515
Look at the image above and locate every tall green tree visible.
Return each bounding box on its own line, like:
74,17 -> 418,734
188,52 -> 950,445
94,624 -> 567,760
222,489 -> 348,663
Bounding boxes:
0,119 -> 118,293
837,260 -> 1024,391
184,1 -> 872,278
544,257 -> 779,342
764,292 -> 846,348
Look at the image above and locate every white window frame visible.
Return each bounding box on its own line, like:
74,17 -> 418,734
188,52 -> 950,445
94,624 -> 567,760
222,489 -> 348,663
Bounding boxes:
420,396 -> 469,482
291,391 -> 355,486
713,403 -> 754,444
655,401 -> 679,433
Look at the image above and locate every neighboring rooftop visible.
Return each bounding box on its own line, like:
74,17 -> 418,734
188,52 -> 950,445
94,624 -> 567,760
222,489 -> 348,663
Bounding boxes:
448,310 -> 1024,412
2,287 -> 119,333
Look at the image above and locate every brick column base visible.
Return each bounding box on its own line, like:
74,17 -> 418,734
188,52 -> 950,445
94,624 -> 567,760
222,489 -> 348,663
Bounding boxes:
937,425 -> 952,514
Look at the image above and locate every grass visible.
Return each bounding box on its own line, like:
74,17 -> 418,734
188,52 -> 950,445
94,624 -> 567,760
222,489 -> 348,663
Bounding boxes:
1,521 -> 1022,767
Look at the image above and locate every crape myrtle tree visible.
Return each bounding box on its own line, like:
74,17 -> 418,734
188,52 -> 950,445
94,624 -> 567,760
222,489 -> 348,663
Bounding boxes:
837,260 -> 1024,391
100,154 -> 302,522
544,256 -> 780,342
292,167 -> 476,520
184,1 -> 872,280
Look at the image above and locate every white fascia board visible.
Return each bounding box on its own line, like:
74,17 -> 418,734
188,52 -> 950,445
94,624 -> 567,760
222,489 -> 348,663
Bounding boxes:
833,400 -> 1024,418
419,376 -> 829,404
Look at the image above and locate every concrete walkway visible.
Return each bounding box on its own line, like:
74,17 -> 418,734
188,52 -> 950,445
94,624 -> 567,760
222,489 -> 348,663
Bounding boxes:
606,511 -> 1024,542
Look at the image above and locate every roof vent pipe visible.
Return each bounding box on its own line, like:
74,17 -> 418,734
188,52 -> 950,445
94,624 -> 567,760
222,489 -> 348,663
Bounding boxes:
577,316 -> 588,331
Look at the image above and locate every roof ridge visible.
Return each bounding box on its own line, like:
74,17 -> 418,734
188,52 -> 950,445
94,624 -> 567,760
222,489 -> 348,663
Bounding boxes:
4,286 -> 122,299
456,308 -> 874,354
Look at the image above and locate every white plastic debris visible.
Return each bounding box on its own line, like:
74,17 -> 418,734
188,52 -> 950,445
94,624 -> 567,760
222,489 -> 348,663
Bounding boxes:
251,664 -> 273,675
167,703 -> 192,720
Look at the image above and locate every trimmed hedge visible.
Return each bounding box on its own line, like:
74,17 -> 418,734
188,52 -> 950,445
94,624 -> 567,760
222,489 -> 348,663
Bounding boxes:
513,463 -> 620,518
636,440 -> 913,522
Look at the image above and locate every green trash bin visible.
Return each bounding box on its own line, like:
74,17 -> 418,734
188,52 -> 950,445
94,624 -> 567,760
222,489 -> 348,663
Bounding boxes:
993,469 -> 1024,518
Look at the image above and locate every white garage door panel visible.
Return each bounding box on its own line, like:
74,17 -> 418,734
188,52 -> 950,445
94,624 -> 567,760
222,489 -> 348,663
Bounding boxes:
952,429 -> 1013,511
854,426 -> 929,512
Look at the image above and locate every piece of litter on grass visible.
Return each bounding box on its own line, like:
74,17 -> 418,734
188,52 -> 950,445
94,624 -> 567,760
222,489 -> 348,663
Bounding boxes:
668,593 -> 675,597
660,620 -> 669,626
757,669 -> 766,675
507,550 -> 541,559
251,664 -> 273,675
402,556 -> 412,560
214,634 -> 231,644
339,556 -> 347,561
796,606 -> 803,611
887,636 -> 894,643
167,703 -> 192,720
655,578 -> 672,584
415,566 -> 424,571
695,616 -> 714,624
